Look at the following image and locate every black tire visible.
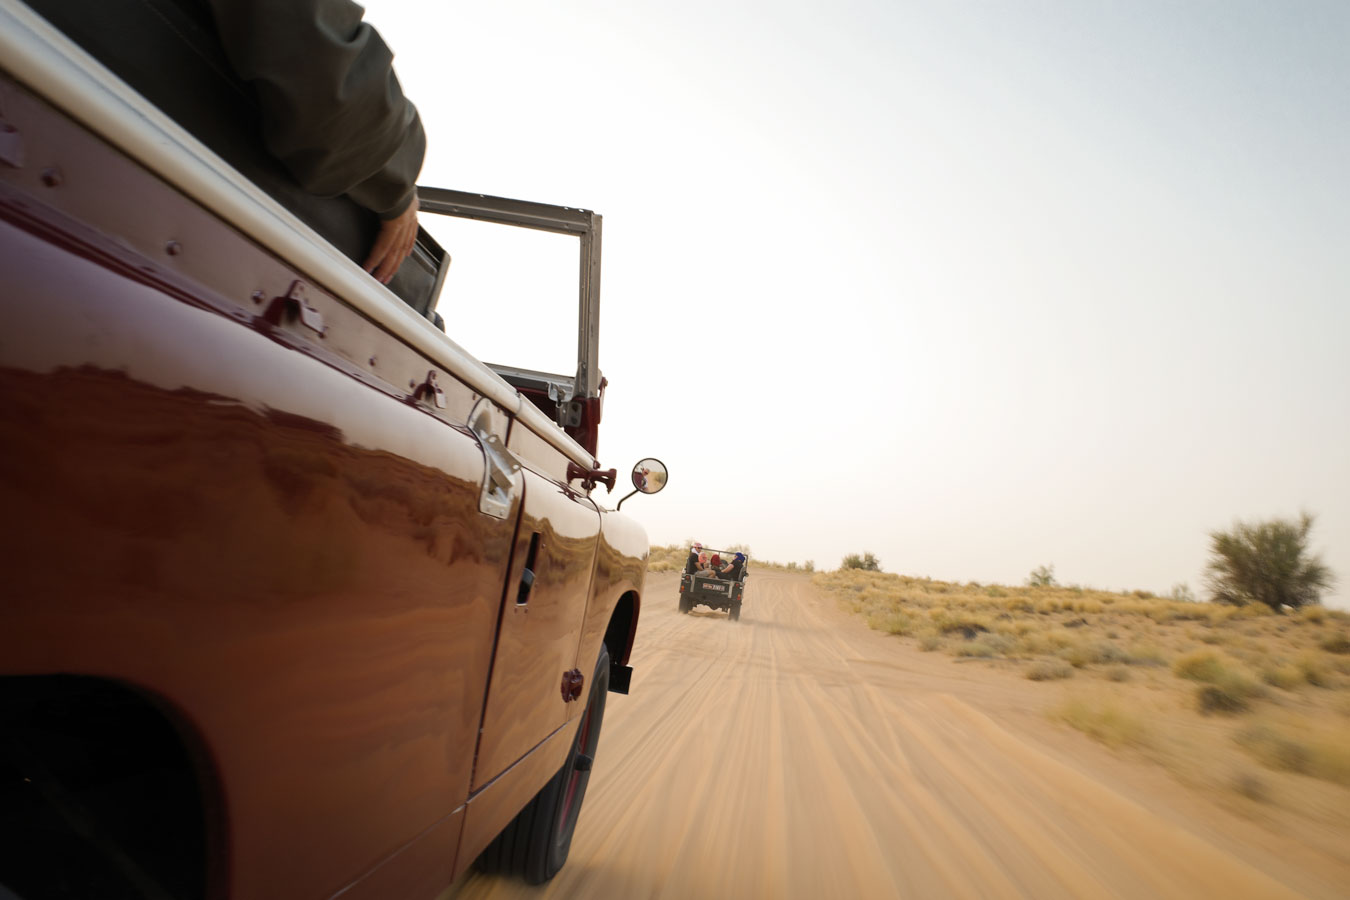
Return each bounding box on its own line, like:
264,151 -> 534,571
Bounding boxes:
476,643 -> 610,884
679,594 -> 692,614
729,601 -> 741,622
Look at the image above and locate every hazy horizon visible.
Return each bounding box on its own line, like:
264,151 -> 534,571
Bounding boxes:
372,1 -> 1349,609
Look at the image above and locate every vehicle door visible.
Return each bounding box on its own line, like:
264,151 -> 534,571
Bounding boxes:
471,412 -> 602,788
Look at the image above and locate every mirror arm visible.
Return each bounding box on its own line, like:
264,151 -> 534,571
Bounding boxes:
615,489 -> 639,511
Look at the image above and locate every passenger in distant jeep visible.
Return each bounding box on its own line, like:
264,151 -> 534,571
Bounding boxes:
684,543 -> 703,575
718,553 -> 746,581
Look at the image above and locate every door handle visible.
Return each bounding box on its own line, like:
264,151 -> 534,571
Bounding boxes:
516,533 -> 540,605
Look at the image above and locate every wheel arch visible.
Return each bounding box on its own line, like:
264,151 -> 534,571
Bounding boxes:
0,673 -> 227,899
600,590 -> 639,695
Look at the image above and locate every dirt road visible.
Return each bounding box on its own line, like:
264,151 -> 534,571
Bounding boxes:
457,571 -> 1349,899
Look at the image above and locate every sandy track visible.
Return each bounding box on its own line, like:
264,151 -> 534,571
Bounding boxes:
456,571 -> 1348,899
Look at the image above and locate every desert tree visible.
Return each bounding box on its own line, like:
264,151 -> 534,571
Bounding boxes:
842,552 -> 880,571
1204,512 -> 1334,612
1027,564 -> 1057,587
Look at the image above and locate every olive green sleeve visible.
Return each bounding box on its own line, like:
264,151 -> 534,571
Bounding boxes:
204,0 -> 425,219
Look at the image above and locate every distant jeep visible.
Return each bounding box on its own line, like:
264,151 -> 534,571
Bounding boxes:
678,549 -> 749,621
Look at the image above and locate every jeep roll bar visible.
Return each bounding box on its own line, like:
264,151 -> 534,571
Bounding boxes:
417,187 -> 604,407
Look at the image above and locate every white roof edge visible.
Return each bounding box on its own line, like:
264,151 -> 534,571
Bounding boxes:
0,0 -> 599,469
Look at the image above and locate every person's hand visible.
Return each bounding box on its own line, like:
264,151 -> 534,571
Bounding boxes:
364,191 -> 419,284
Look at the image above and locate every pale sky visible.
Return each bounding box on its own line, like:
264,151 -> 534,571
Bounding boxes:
371,1 -> 1349,608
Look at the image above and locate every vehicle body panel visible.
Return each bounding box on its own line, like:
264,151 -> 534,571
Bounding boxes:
0,7 -> 649,894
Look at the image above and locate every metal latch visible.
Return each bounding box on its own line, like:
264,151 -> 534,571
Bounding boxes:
262,281 -> 326,335
412,371 -> 446,409
470,402 -> 521,519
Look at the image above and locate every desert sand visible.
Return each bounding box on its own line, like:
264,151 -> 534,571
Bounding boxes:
456,570 -> 1350,899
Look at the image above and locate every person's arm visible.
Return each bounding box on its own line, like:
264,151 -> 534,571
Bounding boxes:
205,0 -> 425,282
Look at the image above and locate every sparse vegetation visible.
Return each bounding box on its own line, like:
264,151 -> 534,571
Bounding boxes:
1204,512 -> 1335,611
1170,582 -> 1196,603
813,566 -> 1350,810
1027,659 -> 1073,681
1027,564 -> 1057,587
1234,720 -> 1350,787
1055,695 -> 1150,748
1321,632 -> 1350,654
647,543 -> 812,573
842,551 -> 881,572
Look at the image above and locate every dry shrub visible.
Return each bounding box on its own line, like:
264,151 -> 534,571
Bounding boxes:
1236,725 -> 1312,775
1197,683 -> 1251,715
1173,649 -> 1263,711
1300,606 -> 1327,625
1260,663 -> 1304,691
1044,629 -> 1078,650
1056,695 -> 1151,748
1173,649 -> 1228,682
1295,652 -> 1332,687
1236,720 -> 1350,787
868,610 -> 916,636
917,633 -> 943,652
1061,640 -> 1129,669
929,609 -> 992,637
1103,665 -> 1131,682
956,634 -> 1016,658
1232,771 -> 1270,803
1320,632 -> 1350,654
1027,660 -> 1074,681
1126,644 -> 1167,667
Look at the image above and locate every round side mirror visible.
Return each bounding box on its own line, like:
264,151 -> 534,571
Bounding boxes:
631,458 -> 668,494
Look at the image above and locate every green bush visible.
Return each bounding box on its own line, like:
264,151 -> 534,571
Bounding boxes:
1205,512 -> 1334,611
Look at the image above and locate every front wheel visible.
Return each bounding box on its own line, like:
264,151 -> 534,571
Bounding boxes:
476,644 -> 611,883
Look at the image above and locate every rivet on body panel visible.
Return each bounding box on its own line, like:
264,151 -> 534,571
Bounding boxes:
165,241 -> 182,256
40,167 -> 62,187
0,122 -> 22,168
